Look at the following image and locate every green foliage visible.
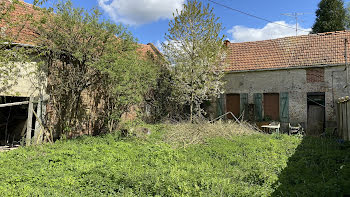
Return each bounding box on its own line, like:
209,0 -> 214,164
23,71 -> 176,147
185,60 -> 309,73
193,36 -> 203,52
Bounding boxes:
0,131 -> 302,196
96,47 -> 160,132
142,62 -> 180,123
312,0 -> 346,33
0,0 -> 29,95
272,136 -> 350,196
29,0 -> 132,136
33,0 -> 48,6
0,121 -> 342,196
163,0 -> 226,121
0,125 -> 349,196
19,0 -> 159,136
345,2 -> 350,29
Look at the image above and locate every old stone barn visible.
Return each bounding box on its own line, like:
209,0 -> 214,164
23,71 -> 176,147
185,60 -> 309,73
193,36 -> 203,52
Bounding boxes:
219,31 -> 350,135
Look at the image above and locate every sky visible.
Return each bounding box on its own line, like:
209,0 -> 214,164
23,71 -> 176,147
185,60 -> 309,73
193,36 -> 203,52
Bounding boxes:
23,0 -> 350,48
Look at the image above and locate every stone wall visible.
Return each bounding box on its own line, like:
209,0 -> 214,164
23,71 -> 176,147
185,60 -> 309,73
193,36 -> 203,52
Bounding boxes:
223,65 -> 350,129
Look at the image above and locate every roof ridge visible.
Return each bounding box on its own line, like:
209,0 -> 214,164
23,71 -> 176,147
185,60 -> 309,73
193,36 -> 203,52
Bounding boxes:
225,30 -> 350,72
228,30 -> 350,45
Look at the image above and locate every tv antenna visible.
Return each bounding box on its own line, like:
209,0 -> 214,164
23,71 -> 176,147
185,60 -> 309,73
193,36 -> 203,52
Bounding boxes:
281,13 -> 311,36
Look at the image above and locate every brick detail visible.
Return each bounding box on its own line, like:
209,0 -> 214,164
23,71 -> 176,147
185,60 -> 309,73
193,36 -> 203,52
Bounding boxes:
306,68 -> 324,83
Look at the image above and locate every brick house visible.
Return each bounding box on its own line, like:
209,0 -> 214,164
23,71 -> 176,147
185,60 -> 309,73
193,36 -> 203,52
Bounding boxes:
220,31 -> 350,134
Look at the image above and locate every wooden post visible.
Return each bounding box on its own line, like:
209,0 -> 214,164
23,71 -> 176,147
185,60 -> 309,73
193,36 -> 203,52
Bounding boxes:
342,102 -> 347,140
32,109 -> 52,144
39,99 -> 47,143
0,101 -> 29,107
339,103 -> 343,139
26,96 -> 34,146
20,119 -> 27,137
336,103 -> 341,138
33,97 -> 42,145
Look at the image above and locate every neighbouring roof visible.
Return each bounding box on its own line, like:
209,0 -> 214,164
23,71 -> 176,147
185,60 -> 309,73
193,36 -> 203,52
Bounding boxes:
137,43 -> 162,57
0,0 -> 40,45
0,0 -> 159,55
225,31 -> 350,72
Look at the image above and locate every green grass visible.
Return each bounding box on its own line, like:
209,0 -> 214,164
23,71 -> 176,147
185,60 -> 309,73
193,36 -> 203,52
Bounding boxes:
0,124 -> 349,196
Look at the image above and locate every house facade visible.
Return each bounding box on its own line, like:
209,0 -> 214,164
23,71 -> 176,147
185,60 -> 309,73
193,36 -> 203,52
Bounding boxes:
220,31 -> 350,134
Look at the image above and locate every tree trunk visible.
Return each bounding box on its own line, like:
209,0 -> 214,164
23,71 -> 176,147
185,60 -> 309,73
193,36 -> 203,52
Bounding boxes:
26,96 -> 34,146
190,92 -> 194,123
33,96 -> 42,145
190,66 -> 194,123
190,102 -> 193,123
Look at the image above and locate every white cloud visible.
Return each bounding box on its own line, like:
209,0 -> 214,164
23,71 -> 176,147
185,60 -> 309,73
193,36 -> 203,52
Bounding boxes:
154,40 -> 167,53
155,40 -> 162,51
228,21 -> 311,43
98,0 -> 185,25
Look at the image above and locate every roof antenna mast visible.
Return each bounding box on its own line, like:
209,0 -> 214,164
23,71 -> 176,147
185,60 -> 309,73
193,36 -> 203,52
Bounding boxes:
281,13 -> 310,36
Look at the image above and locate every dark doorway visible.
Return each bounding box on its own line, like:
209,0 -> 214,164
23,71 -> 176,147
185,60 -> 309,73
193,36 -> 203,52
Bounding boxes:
226,94 -> 240,119
0,96 -> 29,146
307,93 -> 325,136
264,93 -> 280,121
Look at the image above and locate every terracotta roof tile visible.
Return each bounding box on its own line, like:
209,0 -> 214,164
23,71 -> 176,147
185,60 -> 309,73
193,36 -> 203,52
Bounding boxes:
225,31 -> 350,71
137,43 -> 158,57
0,0 -> 40,44
0,0 -> 159,54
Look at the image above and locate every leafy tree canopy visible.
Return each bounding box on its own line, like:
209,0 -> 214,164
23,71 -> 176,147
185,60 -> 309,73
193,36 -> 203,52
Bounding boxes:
4,0 -> 160,136
162,0 -> 226,122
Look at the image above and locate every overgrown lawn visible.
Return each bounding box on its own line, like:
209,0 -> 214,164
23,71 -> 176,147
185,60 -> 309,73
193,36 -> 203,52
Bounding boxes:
0,123 -> 349,196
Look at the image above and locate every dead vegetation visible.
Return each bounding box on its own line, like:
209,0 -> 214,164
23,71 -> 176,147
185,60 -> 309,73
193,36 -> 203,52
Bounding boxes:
163,121 -> 258,147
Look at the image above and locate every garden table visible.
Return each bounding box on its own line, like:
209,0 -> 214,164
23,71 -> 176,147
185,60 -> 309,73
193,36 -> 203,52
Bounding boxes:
261,123 -> 280,134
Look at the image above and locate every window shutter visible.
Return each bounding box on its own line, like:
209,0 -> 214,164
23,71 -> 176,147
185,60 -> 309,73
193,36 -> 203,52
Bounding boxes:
240,93 -> 248,115
217,94 -> 224,117
254,93 -> 263,121
280,92 -> 289,123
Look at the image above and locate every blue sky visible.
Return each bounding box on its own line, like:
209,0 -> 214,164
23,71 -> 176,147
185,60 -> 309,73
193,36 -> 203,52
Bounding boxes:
23,0 -> 350,46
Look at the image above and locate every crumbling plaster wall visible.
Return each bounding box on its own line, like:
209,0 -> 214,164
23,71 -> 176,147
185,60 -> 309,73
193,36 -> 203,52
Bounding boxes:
223,65 -> 349,127
0,61 -> 47,97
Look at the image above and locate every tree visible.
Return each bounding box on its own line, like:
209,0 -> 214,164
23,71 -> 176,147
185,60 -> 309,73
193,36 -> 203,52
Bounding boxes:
96,46 -> 160,132
18,0 -> 159,136
0,0 -> 52,95
162,0 -> 226,122
0,0 -> 29,94
312,0 -> 346,33
345,2 -> 350,29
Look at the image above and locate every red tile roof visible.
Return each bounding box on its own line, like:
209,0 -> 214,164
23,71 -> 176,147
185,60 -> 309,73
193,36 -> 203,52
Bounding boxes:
225,31 -> 350,71
0,0 -> 40,44
0,0 -> 159,54
137,43 -> 161,57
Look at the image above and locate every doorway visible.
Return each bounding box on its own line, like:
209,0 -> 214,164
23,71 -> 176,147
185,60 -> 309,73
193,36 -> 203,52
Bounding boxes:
226,94 -> 240,119
0,96 -> 29,146
307,93 -> 325,136
263,93 -> 280,121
